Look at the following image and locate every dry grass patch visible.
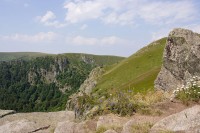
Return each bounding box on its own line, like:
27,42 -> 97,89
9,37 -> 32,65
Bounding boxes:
131,122 -> 153,133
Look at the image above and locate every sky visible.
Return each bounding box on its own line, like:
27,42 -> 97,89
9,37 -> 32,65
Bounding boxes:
0,0 -> 200,57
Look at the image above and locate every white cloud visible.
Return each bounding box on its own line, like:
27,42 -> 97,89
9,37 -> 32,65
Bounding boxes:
37,11 -> 66,28
68,35 -> 127,46
64,1 -> 104,23
63,0 -> 197,26
139,1 -> 196,25
40,11 -> 56,23
80,24 -> 88,30
0,32 -> 58,43
102,10 -> 135,26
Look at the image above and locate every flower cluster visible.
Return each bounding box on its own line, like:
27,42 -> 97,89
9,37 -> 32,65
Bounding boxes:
173,76 -> 200,102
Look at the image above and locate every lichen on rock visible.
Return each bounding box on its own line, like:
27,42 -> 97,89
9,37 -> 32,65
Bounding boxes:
155,28 -> 200,91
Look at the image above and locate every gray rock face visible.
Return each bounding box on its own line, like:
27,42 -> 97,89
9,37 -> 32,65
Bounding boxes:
150,105 -> 200,133
66,67 -> 104,119
155,28 -> 200,90
79,67 -> 104,95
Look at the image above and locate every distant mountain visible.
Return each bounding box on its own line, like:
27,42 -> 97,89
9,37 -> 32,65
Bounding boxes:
0,52 -> 50,61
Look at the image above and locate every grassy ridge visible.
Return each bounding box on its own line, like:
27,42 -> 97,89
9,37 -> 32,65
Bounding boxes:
0,52 -> 50,61
0,52 -> 125,66
58,53 -> 125,66
93,38 -> 166,95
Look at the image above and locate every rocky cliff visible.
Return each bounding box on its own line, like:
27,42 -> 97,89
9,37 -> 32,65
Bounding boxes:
66,67 -> 104,119
155,28 -> 200,91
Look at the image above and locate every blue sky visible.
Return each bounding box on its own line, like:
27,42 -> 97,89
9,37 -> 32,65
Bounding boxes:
0,0 -> 200,57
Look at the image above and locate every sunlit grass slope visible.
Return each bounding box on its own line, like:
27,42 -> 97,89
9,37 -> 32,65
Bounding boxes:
93,38 -> 166,95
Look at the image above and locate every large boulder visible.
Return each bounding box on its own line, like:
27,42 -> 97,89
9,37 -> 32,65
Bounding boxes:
150,105 -> 200,133
155,28 -> 200,91
54,120 -> 94,133
0,109 -> 15,118
0,119 -> 41,133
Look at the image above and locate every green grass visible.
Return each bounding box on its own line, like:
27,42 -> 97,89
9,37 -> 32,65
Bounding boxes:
77,38 -> 167,117
93,38 -> 166,95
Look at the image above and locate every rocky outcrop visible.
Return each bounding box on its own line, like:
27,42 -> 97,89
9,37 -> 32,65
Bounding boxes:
0,110 -> 75,133
79,67 -> 104,95
155,28 -> 200,91
28,57 -> 68,85
66,67 -> 104,119
150,105 -> 200,133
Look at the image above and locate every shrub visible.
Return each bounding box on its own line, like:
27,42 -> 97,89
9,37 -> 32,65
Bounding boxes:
175,76 -> 200,104
106,91 -> 136,116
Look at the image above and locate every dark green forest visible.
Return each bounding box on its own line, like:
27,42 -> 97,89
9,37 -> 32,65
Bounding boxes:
0,56 -> 92,112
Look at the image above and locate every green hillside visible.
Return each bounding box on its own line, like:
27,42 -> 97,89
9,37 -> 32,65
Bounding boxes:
93,38 -> 166,95
0,52 -> 51,61
67,38 -> 167,118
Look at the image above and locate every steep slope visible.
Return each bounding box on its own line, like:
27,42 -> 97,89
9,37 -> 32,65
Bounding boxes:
93,38 -> 166,95
0,54 -> 124,112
